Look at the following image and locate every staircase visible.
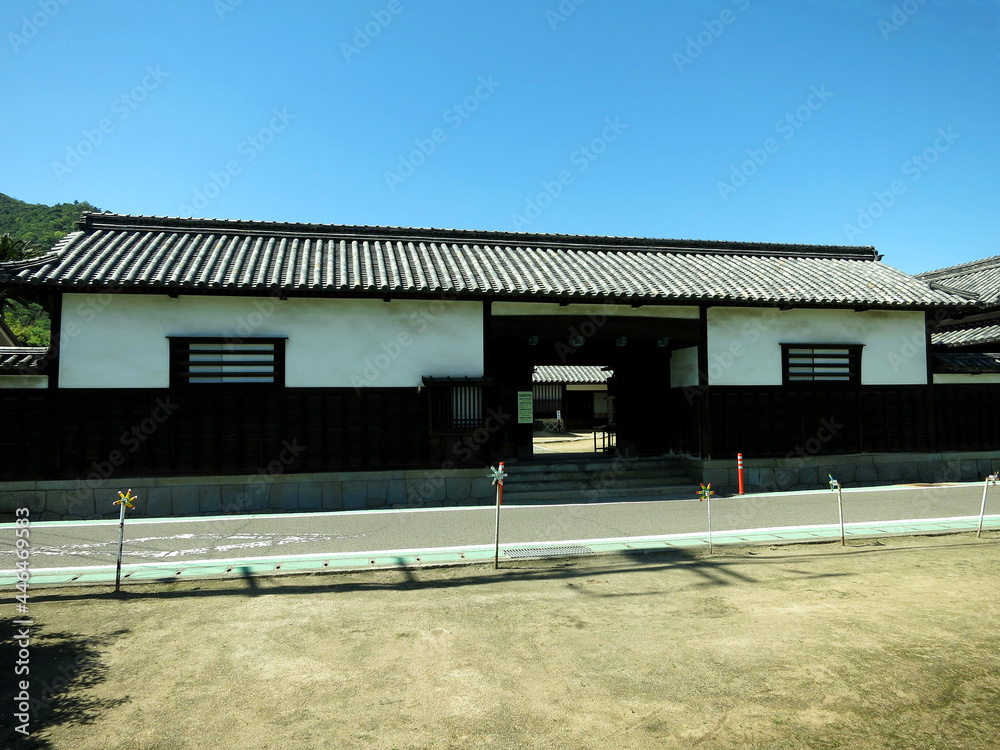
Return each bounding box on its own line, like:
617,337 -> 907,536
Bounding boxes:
500,456 -> 695,504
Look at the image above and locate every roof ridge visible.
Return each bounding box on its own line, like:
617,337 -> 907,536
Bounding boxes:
74,212 -> 879,261
917,253 -> 1000,280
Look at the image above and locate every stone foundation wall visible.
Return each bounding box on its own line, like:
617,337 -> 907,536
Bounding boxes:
679,451 -> 1000,495
0,468 -> 496,521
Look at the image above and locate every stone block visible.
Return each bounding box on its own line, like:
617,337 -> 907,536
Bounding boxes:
171,486 -> 201,517
145,487 -> 173,517
218,485 -> 247,514
387,479 -> 408,506
0,490 -> 44,514
917,461 -> 938,483
243,484 -> 270,513
445,477 -> 473,501
343,480 -> 367,510
855,465 -> 878,484
978,460 -> 996,478
876,463 -> 901,483
960,461 -> 979,481
297,482 -> 323,511
270,483 -> 298,511
701,469 -> 729,489
797,466 -> 819,488
405,477 -> 445,505
199,486 -> 223,515
322,482 -> 344,511
757,468 -> 776,492
366,479 -> 389,507
944,461 -> 963,482
67,490 -> 96,519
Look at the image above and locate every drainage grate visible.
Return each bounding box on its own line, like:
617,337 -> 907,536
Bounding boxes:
504,545 -> 594,559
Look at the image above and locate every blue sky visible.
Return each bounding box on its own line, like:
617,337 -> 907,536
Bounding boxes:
1,0 -> 998,274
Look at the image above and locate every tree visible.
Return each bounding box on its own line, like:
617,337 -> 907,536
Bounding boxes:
0,233 -> 42,262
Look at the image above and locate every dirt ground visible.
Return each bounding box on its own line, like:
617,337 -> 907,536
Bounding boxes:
4,532 -> 1000,750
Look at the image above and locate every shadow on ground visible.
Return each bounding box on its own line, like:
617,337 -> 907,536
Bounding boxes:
0,625 -> 121,749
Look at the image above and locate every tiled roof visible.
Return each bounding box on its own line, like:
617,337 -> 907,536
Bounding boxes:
933,352 -> 1000,373
533,365 -> 612,384
917,255 -> 1000,304
0,213 -> 971,309
0,347 -> 48,373
932,322 -> 1000,348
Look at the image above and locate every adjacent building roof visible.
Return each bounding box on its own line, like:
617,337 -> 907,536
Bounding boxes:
933,352 -> 1000,374
533,365 -> 612,384
0,212 -> 971,310
932,321 -> 1000,349
917,255 -> 1000,305
0,347 -> 48,374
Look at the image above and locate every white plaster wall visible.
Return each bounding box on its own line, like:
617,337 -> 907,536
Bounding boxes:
706,307 -> 928,386
493,302 -> 699,319
934,374 -> 1000,384
59,294 -> 484,388
670,346 -> 699,388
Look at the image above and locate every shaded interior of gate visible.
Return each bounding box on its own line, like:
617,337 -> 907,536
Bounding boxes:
485,313 -> 701,461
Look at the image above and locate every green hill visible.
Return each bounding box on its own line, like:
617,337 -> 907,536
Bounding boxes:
1,193 -> 100,345
0,192 -> 100,251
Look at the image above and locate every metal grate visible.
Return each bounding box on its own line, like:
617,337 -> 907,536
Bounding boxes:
504,545 -> 594,559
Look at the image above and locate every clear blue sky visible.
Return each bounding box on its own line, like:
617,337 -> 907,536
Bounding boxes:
1,0 -> 997,273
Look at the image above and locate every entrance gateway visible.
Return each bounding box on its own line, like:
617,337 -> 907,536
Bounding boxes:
485,302 -> 700,462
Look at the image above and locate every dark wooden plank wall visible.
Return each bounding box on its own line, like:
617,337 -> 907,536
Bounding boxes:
704,385 -> 1000,458
4,384 -> 1000,480
0,388 -> 445,481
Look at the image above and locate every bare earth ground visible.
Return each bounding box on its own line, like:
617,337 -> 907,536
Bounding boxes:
4,532 -> 1000,750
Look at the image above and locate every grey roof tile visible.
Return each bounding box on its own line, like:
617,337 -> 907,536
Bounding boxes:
932,322 -> 1000,348
917,255 -> 1000,304
933,352 -> 1000,373
0,212 -> 970,309
533,365 -> 611,384
0,347 -> 48,373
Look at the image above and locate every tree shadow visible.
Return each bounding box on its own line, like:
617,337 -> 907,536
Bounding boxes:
0,624 -> 122,748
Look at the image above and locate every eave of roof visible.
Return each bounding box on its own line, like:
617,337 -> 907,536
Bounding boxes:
0,212 -> 973,311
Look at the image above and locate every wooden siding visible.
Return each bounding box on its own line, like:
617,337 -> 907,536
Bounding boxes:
0,388 -> 491,481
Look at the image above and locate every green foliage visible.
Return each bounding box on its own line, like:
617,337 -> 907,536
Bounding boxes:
3,300 -> 49,346
0,192 -> 97,346
0,193 -> 100,252
0,233 -> 43,262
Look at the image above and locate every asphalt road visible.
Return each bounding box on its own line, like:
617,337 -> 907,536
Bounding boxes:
0,482 -> 990,571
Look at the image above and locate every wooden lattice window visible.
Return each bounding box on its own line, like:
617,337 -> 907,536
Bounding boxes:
424,378 -> 488,431
170,338 -> 286,387
782,344 -> 862,386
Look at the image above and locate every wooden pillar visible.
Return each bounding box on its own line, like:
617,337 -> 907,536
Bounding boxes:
697,305 -> 713,459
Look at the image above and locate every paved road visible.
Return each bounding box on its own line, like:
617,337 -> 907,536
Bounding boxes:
0,482 -> 991,571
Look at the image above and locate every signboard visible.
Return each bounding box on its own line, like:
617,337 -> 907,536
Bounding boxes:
517,391 -> 534,424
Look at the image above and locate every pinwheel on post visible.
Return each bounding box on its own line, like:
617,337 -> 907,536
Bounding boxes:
829,475 -> 845,546
698,483 -> 715,554
489,462 -> 508,569
978,472 -> 998,538
113,489 -> 137,593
